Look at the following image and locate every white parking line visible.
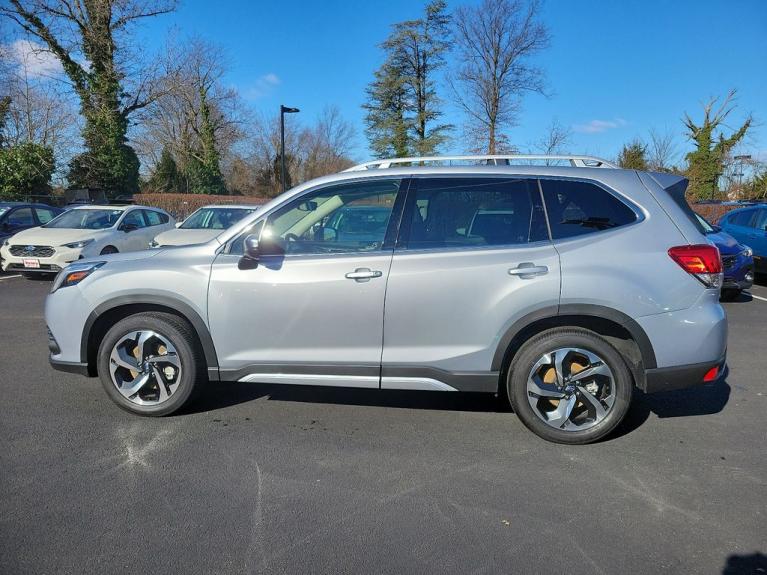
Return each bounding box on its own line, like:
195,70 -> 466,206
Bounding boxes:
0,274 -> 22,281
747,292 -> 767,302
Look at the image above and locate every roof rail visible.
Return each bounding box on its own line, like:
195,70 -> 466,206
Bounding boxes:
343,154 -> 618,172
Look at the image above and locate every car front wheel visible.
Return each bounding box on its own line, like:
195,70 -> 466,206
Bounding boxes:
97,312 -> 206,415
507,327 -> 633,444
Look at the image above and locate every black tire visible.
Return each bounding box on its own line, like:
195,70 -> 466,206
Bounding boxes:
507,327 -> 633,445
100,245 -> 118,255
719,288 -> 741,302
97,312 -> 207,416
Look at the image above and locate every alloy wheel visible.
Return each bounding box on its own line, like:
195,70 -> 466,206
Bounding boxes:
109,330 -> 182,406
526,347 -> 616,431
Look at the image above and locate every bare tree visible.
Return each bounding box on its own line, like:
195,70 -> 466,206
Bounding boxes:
646,127 -> 678,172
530,118 -> 571,163
452,0 -> 549,154
301,106 -> 356,180
134,37 -> 246,192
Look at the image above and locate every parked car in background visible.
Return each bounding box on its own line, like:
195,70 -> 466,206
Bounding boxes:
0,202 -> 63,244
718,206 -> 767,274
1,205 -> 174,277
44,154 -> 727,445
0,203 -> 64,270
695,214 -> 753,300
150,205 -> 259,247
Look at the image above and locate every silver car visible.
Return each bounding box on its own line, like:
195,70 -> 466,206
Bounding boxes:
45,155 -> 727,444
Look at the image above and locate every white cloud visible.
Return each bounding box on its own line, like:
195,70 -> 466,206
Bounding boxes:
7,39 -> 63,79
245,73 -> 281,99
573,118 -> 628,134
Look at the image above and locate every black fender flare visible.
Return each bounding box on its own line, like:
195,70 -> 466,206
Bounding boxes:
491,304 -> 657,372
81,295 -> 219,379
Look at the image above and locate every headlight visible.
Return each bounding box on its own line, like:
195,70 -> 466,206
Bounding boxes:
741,246 -> 753,257
51,261 -> 106,293
62,238 -> 95,249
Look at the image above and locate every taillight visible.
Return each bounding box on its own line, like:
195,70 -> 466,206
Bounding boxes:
668,244 -> 723,288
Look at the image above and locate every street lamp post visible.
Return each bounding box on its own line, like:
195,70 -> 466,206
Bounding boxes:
280,105 -> 300,193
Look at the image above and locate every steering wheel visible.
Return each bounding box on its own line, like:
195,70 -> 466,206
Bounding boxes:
284,233 -> 300,242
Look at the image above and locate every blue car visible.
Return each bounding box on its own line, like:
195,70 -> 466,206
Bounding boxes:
695,214 -> 754,301
718,206 -> 767,276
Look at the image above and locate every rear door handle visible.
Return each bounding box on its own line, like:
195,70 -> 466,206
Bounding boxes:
345,268 -> 383,282
508,262 -> 549,278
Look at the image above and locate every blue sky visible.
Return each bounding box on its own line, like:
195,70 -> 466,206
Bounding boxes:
139,0 -> 766,163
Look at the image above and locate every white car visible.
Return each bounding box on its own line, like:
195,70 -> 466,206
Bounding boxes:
0,204 -> 174,277
150,204 -> 260,247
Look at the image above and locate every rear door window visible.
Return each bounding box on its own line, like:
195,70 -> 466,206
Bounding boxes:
7,207 -> 35,227
143,210 -> 163,226
402,177 -> 548,249
752,209 -> 767,230
540,179 -> 638,239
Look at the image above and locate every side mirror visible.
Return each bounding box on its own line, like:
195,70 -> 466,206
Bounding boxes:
243,234 -> 260,259
242,233 -> 285,262
322,227 -> 338,241
121,223 -> 138,233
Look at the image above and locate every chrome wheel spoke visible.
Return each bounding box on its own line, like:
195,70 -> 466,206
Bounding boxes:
147,353 -> 179,368
553,351 -> 566,386
569,362 -> 611,383
135,331 -> 154,361
527,375 -> 566,399
152,366 -> 169,403
577,388 -> 607,420
117,372 -> 152,399
547,395 -> 576,428
110,346 -> 139,372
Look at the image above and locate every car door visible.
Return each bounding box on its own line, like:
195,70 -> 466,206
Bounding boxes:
116,209 -> 149,251
721,209 -> 757,247
140,209 -> 170,247
747,208 -> 767,264
380,176 -> 561,391
207,178 -> 406,386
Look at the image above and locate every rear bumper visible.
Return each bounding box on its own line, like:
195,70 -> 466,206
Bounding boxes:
643,354 -> 726,393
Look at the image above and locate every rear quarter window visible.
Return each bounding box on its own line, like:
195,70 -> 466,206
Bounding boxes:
540,179 -> 638,240
728,209 -> 756,227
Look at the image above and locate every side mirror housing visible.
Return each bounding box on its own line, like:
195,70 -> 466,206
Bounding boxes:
243,234 -> 261,259
242,233 -> 285,263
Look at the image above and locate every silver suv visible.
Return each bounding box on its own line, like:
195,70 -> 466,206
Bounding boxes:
45,155 -> 727,444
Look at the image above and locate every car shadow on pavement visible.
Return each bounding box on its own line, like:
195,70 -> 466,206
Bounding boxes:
611,370 -> 731,440
186,381 -> 508,415
721,552 -> 767,575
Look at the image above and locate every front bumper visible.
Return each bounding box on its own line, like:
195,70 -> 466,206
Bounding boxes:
49,357 -> 90,375
1,246 -> 83,273
643,354 -> 726,393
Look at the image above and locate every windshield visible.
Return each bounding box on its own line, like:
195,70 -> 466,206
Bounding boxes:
180,207 -> 256,230
695,213 -> 715,234
45,209 -> 123,230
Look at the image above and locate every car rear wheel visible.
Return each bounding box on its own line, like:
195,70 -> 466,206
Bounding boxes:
97,312 -> 206,416
507,327 -> 633,444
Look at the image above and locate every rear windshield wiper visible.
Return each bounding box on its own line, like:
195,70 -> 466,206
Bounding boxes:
559,217 -> 616,230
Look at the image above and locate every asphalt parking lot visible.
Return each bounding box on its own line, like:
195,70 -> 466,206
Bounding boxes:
1,273 -> 766,575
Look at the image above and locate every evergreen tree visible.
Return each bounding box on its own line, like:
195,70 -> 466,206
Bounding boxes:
363,0 -> 452,158
683,90 -> 752,201
0,142 -> 55,200
617,140 -> 649,170
149,147 -> 181,193
363,59 -> 411,158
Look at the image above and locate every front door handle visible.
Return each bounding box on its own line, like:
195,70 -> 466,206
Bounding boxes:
345,268 -> 383,282
508,262 -> 549,279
